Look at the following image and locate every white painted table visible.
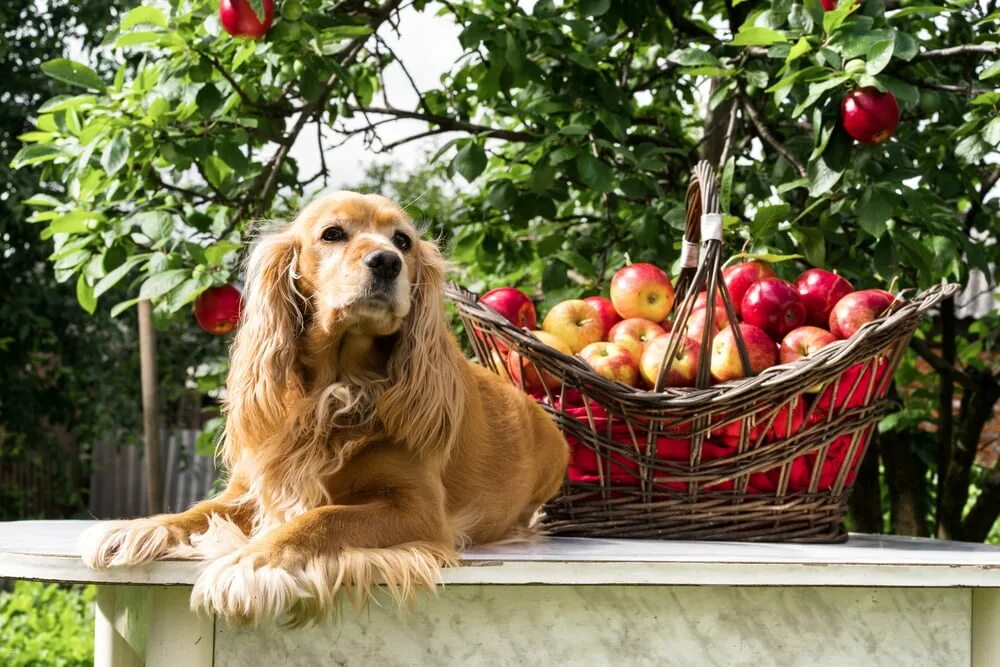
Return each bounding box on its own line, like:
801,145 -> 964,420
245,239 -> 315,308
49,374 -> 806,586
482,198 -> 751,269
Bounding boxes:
1,521 -> 998,666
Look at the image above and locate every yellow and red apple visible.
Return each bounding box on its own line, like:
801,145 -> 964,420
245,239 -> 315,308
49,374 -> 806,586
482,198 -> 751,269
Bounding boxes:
610,263 -> 675,322
542,299 -> 603,353
579,342 -> 639,387
608,317 -> 667,361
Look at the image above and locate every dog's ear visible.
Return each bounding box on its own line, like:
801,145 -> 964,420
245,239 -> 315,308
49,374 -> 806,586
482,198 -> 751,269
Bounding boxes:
379,239 -> 466,456
222,228 -> 304,466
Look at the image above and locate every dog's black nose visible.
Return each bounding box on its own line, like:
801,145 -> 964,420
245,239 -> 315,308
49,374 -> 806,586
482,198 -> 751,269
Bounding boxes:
363,250 -> 402,281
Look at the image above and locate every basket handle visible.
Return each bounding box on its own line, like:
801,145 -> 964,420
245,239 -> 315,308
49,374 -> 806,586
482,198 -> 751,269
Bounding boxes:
653,161 -> 752,392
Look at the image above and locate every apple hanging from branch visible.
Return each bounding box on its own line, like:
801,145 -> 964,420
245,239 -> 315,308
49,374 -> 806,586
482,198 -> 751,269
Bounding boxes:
220,0 -> 274,40
840,87 -> 900,145
194,284 -> 243,335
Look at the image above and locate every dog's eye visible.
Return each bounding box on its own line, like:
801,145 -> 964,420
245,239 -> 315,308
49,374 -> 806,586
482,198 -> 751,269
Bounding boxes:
321,226 -> 347,243
391,231 -> 412,252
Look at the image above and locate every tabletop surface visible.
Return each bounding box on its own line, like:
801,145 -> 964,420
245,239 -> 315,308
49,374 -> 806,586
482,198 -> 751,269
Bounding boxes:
2,520 -> 998,587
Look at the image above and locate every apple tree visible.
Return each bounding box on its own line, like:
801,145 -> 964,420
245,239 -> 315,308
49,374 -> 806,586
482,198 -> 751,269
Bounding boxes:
14,0 -> 1000,539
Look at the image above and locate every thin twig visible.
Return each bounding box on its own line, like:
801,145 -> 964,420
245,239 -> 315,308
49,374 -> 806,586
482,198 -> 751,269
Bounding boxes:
741,96 -> 806,177
910,337 -> 976,391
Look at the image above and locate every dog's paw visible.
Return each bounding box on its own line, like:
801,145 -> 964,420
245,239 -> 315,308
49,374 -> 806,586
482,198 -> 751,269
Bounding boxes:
79,519 -> 183,569
190,541 -> 454,627
190,543 -> 306,627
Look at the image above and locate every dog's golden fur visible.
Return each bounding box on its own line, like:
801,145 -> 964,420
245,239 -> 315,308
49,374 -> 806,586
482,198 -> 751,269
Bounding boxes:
80,192 -> 568,626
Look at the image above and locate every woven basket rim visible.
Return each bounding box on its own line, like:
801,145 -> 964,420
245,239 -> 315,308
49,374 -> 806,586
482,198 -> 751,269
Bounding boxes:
447,281 -> 959,407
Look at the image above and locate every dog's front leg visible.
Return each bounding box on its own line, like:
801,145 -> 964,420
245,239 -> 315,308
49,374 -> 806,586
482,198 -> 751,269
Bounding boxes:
80,476 -> 255,569
191,485 -> 454,627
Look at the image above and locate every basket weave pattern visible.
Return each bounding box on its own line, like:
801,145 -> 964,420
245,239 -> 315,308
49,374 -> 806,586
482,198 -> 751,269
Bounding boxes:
447,164 -> 957,543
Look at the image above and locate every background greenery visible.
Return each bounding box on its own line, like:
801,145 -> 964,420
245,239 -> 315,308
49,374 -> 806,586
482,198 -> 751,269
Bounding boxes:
0,582 -> 95,667
5,0 -> 1000,536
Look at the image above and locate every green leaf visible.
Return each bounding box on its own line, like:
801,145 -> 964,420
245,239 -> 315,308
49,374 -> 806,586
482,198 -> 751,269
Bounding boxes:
980,60 -> 1000,81
750,204 -> 791,239
453,142 -> 487,182
731,26 -> 787,47
865,39 -> 894,76
246,0 -> 267,23
579,0 -> 610,17
667,48 -> 722,67
807,156 -> 844,197
720,156 -> 735,214
122,6 -> 167,29
40,58 -> 106,92
823,0 -> 859,34
23,194 -> 61,207
791,227 -> 825,267
857,188 -> 891,238
793,74 -> 849,117
955,134 -> 989,164
486,180 -> 518,209
100,133 -> 129,176
110,297 -> 142,318
196,84 -> 223,118
131,211 -> 173,241
46,212 -> 95,237
163,276 -> 211,313
139,269 -> 188,300
10,143 -> 65,168
984,117 -> 1000,147
576,153 -> 613,192
232,42 -> 258,71
76,274 -> 96,314
205,241 -> 242,266
786,37 -> 812,64
114,31 -> 164,49
726,251 -> 804,264
94,254 -> 149,298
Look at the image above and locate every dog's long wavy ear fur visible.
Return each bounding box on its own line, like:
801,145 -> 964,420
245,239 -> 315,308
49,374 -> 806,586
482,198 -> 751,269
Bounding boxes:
222,229 -> 304,468
379,240 -> 467,456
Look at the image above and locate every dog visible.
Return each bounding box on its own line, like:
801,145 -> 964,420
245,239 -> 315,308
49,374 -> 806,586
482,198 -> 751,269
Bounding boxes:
80,192 -> 569,626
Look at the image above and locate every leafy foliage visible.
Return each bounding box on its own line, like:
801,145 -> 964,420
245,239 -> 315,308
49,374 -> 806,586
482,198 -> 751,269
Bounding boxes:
0,583 -> 95,666
12,0 -> 1000,537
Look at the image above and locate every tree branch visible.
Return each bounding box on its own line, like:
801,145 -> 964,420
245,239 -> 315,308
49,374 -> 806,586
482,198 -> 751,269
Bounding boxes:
740,96 -> 806,177
350,104 -> 538,142
910,336 -> 976,391
962,460 -> 1000,542
915,43 -> 1000,60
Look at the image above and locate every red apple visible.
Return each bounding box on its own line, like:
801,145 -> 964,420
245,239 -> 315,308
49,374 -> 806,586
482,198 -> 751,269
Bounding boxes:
583,296 -> 621,339
828,289 -> 897,339
710,323 -> 778,383
685,305 -> 729,344
820,0 -> 836,9
608,318 -> 667,361
542,299 -> 604,353
722,261 -> 776,318
840,87 -> 900,145
812,357 -> 891,419
610,263 -> 675,322
741,278 -> 808,341
219,0 -> 274,39
640,335 -> 702,388
481,287 -> 537,330
795,269 -> 854,328
507,330 -> 571,394
779,326 -> 839,364
195,284 -> 242,334
579,342 -> 639,387
693,291 -> 725,311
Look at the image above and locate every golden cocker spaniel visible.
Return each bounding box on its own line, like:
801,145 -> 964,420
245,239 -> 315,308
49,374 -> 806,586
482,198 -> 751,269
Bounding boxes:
80,192 -> 569,626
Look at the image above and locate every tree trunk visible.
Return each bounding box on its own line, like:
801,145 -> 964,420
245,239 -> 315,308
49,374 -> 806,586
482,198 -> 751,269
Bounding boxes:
963,463 -> 1000,542
880,430 -> 930,537
938,370 -> 1000,541
848,442 -> 883,533
935,296 -> 955,536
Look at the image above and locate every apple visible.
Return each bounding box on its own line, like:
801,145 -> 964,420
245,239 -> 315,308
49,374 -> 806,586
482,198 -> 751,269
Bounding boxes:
820,0 -> 836,9
828,289 -> 897,339
583,296 -> 622,339
685,305 -> 729,344
840,87 -> 900,145
722,261 -> 776,318
481,287 -> 537,330
608,318 -> 667,360
710,323 -> 778,383
579,342 -> 639,387
795,269 -> 854,328
610,263 -> 675,322
506,330 -> 571,394
779,326 -> 838,364
195,284 -> 242,334
741,278 -> 807,341
693,291 -> 724,311
812,357 -> 891,419
640,335 -> 703,388
219,0 -> 275,39
542,299 -> 604,353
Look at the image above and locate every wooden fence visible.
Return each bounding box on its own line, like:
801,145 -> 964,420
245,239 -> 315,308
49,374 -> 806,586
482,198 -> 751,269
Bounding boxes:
89,430 -> 220,519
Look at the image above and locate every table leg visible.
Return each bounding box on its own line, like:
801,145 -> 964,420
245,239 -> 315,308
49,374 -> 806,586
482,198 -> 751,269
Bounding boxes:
145,586 -> 215,667
973,588 -> 1000,667
94,586 -> 143,667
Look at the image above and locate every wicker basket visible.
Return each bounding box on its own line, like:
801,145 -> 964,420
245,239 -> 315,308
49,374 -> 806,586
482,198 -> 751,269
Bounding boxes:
447,162 -> 958,543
